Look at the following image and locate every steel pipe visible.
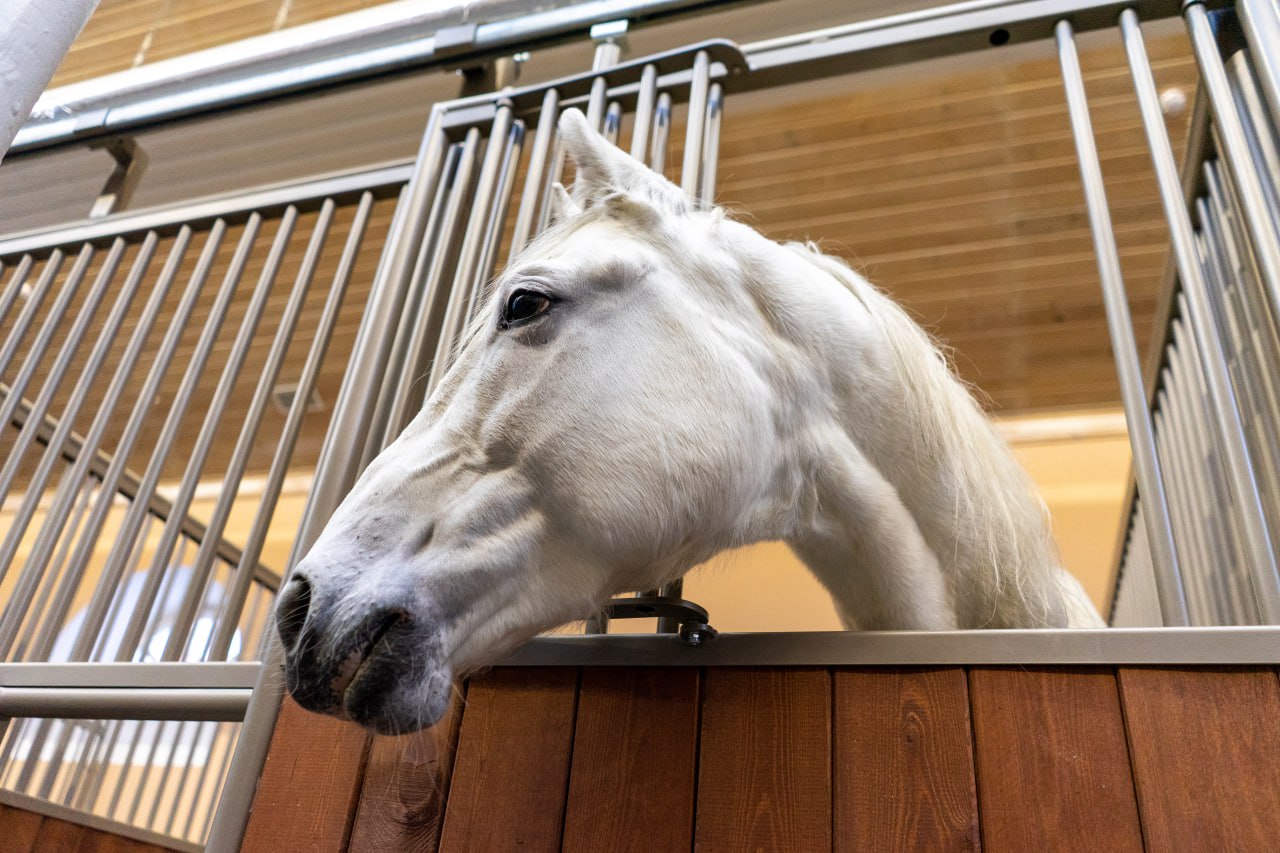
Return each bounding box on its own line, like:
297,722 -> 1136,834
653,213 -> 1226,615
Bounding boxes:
1238,0 -> 1280,125
1121,8 -> 1280,623
0,688 -> 250,722
1056,18 -> 1187,625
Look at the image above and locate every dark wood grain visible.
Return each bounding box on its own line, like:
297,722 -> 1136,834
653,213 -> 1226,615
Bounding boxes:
1119,666 -> 1280,852
348,690 -> 466,853
561,668 -> 699,853
968,667 -> 1142,853
437,667 -> 579,853
0,804 -> 44,853
834,667 -> 980,852
241,697 -> 371,853
29,816 -> 86,852
694,667 -> 831,852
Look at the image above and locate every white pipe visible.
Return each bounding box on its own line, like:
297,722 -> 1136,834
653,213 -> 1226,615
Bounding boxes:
0,0 -> 100,162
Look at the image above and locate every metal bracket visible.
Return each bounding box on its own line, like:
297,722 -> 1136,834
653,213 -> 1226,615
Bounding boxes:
87,136 -> 147,218
602,594 -> 718,645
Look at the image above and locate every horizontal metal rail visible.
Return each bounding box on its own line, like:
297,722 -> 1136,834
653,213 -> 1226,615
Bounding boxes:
2,383 -> 281,590
0,160 -> 409,257
0,689 -> 250,721
501,626 -> 1280,666
0,663 -> 261,689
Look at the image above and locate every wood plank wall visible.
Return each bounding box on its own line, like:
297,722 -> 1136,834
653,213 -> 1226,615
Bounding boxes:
244,664 -> 1280,852
0,805 -> 179,853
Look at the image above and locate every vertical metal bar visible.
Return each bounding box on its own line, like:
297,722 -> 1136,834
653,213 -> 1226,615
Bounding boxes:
1227,53 -> 1280,231
209,111 -> 453,853
1186,4 -> 1280,344
511,89 -> 560,259
161,204 -> 324,661
422,127 -> 487,396
68,218 -> 261,662
681,50 -> 711,203
650,92 -> 672,174
0,249 -> 65,380
1121,8 -> 1280,622
382,154 -> 467,438
15,473 -> 95,661
630,64 -> 658,163
472,119 -> 527,316
699,83 -> 723,206
1238,0 -> 1280,123
603,102 -> 623,145
1056,19 -> 1188,625
119,209 -> 298,663
199,723 -> 238,841
209,195 -> 373,661
457,109 -> 516,335
0,230 -> 189,658
29,224 -> 228,662
585,77 -> 609,133
0,255 -> 34,339
0,237 -> 148,599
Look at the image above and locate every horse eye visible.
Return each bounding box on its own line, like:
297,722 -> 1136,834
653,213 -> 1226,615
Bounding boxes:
502,290 -> 552,327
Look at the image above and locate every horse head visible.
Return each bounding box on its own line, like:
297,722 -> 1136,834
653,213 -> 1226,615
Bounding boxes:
277,109 -> 804,732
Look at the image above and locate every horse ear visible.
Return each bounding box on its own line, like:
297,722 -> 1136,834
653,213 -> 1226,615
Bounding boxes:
558,108 -> 690,215
547,182 -> 581,225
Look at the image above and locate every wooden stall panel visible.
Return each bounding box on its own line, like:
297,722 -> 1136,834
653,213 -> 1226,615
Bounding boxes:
1119,667 -> 1280,852
0,804 -> 44,852
242,698 -> 371,853
695,667 -> 831,852
348,694 -> 465,853
969,667 -> 1142,853
437,667 -> 579,853
834,667 -> 980,853
562,668 -> 699,853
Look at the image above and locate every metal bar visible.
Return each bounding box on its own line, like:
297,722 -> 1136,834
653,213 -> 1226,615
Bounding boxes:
4,230 -> 194,660
603,102 -> 623,145
1121,7 -> 1280,623
501,625 -> 1280,666
457,109 -> 515,329
0,688 -> 250,721
127,719 -> 174,824
699,83 -> 723,206
585,77 -> 609,133
209,195 -> 374,661
0,248 -> 79,461
1186,4 -> 1280,351
195,722 -> 237,841
473,119 -> 527,314
0,238 -> 138,589
119,209 -> 298,663
650,92 -> 672,173
0,161 -> 410,257
370,178 -> 450,440
208,101 -> 454,853
423,127 -> 485,396
28,225 -> 226,663
510,89 -> 560,259
1056,18 -> 1187,625
1238,0 -> 1280,124
681,50 -> 711,202
68,217 -> 263,662
0,256 -> 34,340
1227,52 -> 1280,239
162,204 -> 325,661
630,64 -> 658,163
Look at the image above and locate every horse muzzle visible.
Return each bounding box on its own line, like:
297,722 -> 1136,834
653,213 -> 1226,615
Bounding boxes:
274,570 -> 451,733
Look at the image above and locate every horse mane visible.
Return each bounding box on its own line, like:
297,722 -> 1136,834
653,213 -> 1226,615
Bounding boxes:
785,243 -> 1063,628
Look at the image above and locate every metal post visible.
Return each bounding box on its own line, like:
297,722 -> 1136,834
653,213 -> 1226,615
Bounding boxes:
1056,18 -> 1188,625
630,64 -> 658,163
1186,4 -> 1280,349
1121,7 -> 1280,623
1238,0 -> 1280,124
208,108 -> 453,853
681,50 -> 711,203
651,92 -> 673,173
510,88 -> 560,258
68,219 -> 261,662
699,83 -> 723,206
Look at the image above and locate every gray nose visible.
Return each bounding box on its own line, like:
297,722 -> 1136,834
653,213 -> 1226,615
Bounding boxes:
274,574 -> 311,653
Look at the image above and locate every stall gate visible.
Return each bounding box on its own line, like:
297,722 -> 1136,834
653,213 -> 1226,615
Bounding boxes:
1,0 -> 1280,850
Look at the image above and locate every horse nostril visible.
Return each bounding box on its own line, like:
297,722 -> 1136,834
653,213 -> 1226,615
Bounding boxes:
275,575 -> 312,651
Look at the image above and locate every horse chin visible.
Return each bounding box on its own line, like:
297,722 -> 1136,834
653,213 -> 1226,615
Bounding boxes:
344,656 -> 455,734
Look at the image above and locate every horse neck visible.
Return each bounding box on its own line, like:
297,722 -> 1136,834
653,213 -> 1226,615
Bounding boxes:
765,246 -> 1062,627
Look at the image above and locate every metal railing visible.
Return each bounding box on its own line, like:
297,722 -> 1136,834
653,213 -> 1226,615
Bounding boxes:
2,0 -> 1280,850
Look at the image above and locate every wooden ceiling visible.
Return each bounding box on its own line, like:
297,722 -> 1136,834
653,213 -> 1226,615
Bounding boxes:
3,4 -> 1199,491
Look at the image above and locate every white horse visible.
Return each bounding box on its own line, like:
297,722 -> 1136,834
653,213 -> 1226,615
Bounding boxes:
276,108 -> 1103,733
